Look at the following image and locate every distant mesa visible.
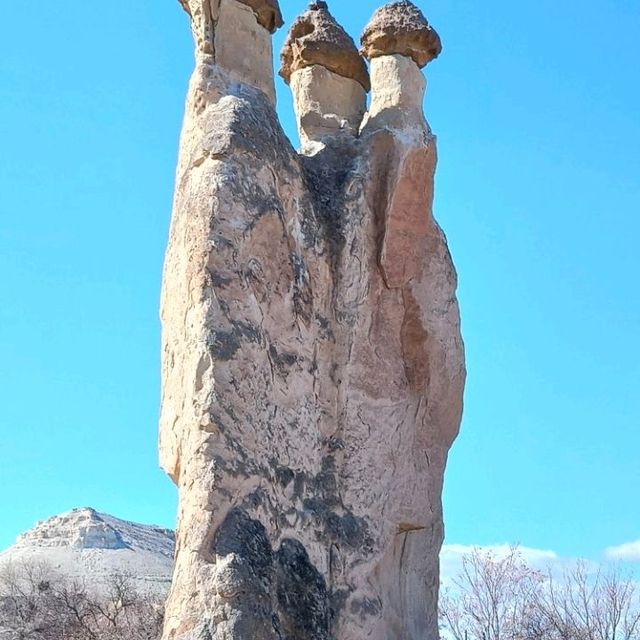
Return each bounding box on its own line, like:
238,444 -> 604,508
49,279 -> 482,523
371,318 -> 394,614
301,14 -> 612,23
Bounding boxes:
0,508 -> 175,594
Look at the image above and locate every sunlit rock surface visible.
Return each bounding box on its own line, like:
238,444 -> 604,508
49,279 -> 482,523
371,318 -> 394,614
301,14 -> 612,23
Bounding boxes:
159,1 -> 465,638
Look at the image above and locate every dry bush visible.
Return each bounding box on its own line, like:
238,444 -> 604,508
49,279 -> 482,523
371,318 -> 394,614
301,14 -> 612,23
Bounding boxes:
439,547 -> 640,640
0,560 -> 164,640
439,546 -> 545,640
534,562 -> 640,640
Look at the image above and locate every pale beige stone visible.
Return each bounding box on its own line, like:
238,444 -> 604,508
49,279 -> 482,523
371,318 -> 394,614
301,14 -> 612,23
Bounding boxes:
178,0 -> 276,106
290,65 -> 367,147
160,3 -> 465,639
216,0 -> 276,104
363,53 -> 427,131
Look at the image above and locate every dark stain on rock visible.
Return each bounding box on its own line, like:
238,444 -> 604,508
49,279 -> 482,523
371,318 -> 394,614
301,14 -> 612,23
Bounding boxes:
211,454 -> 250,479
235,320 -> 263,343
275,539 -> 330,640
315,314 -> 335,341
197,625 -> 214,640
300,138 -> 362,265
205,411 -> 232,436
218,399 -> 240,425
314,457 -> 339,505
302,498 -> 370,551
293,471 -> 306,498
350,596 -> 382,619
206,507 -> 356,638
211,234 -> 235,252
207,509 -> 282,638
269,345 -> 299,372
275,465 -> 295,488
326,512 -> 367,549
241,185 -> 284,233
290,254 -> 313,323
325,436 -> 345,452
210,329 -> 242,361
243,487 -> 268,510
293,457 -> 373,552
223,86 -> 297,168
211,508 -> 273,588
210,321 -> 262,361
209,270 -> 233,288
330,589 -> 350,623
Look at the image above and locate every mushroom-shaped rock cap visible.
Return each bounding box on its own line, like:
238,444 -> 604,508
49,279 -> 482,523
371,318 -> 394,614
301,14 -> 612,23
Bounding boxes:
239,0 -> 283,33
178,0 -> 283,33
360,1 -> 442,68
280,2 -> 370,91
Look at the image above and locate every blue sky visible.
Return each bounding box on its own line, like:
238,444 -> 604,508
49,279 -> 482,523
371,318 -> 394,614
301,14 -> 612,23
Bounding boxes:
1,0 -> 638,564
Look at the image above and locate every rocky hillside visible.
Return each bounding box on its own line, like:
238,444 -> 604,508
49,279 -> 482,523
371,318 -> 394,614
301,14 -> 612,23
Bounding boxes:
0,508 -> 175,594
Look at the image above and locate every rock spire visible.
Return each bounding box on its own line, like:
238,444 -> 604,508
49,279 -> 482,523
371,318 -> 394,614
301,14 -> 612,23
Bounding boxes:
159,1 -> 465,639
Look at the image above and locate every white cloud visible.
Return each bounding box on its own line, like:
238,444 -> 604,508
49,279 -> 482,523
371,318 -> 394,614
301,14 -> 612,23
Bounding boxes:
441,538 -> 640,587
605,540 -> 640,562
442,543 -> 558,565
440,543 -> 560,585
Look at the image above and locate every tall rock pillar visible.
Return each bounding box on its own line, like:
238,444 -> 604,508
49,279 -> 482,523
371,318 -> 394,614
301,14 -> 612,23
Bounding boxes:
159,1 -> 465,639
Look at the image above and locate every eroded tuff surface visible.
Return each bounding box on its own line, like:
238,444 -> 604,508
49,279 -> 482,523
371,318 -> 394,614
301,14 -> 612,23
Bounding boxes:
361,1 -> 442,68
160,1 -> 465,639
179,0 -> 283,32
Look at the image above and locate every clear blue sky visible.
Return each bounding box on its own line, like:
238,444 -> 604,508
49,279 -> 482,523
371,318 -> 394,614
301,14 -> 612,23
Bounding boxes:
1,0 -> 638,560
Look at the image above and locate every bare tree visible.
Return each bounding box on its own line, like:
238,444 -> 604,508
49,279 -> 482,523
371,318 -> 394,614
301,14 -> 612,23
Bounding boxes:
534,562 -> 640,640
440,547 -> 640,640
0,560 -> 165,640
0,559 -> 62,639
439,547 -> 544,640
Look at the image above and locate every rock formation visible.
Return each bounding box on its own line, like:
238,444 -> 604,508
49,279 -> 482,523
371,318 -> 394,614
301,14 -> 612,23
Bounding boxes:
159,1 -> 465,638
0,508 -> 175,595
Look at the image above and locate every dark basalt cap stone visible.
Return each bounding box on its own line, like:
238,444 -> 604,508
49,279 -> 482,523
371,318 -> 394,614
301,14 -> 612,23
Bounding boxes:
280,2 -> 371,91
360,1 -> 442,68
178,0 -> 284,33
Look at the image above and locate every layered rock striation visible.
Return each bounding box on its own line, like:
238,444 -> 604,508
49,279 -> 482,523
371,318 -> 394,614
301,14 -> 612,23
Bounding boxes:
160,1 -> 465,639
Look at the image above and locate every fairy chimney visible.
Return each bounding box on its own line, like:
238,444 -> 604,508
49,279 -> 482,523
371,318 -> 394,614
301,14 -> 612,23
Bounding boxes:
159,1 -> 465,639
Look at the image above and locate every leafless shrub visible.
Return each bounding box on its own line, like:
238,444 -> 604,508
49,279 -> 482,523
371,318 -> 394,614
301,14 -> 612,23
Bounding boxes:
0,560 -> 164,640
439,546 -> 545,640
534,562 -> 640,640
439,547 -> 640,640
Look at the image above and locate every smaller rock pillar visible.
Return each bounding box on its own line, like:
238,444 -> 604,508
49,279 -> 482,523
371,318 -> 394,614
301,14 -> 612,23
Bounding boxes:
179,0 -> 283,112
161,0 -> 284,484
280,2 -> 370,150
360,1 -> 442,132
